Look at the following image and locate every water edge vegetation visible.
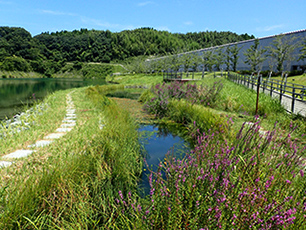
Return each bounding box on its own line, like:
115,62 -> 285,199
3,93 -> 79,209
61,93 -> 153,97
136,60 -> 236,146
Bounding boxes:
0,73 -> 305,229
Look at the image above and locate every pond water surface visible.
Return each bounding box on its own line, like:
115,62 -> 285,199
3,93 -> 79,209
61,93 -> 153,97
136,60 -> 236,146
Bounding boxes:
0,78 -> 105,120
107,89 -> 191,196
138,124 -> 190,196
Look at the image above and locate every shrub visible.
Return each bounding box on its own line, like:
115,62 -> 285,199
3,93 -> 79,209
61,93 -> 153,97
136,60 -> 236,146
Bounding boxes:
168,100 -> 229,138
82,64 -> 114,79
0,56 -> 31,72
143,81 -> 223,118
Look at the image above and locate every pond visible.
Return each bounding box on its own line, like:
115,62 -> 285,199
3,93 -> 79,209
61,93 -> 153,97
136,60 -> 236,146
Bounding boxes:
138,124 -> 190,196
0,78 -> 106,120
107,88 -> 191,196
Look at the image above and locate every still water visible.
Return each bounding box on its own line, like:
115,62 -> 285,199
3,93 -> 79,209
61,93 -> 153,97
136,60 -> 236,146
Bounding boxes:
138,124 -> 190,196
0,78 -> 105,120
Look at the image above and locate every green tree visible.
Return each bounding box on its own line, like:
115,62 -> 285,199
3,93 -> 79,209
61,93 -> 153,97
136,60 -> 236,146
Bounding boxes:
190,53 -> 201,79
214,48 -> 225,71
170,54 -> 182,74
224,46 -> 231,71
200,50 -> 214,78
267,34 -> 299,73
298,39 -> 306,62
244,39 -> 267,72
1,56 -> 31,72
228,45 -> 242,72
181,53 -> 193,77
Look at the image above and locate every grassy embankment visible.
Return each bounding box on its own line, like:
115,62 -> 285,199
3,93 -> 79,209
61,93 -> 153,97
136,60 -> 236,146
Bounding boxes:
0,85 -> 142,228
0,62 -> 127,79
109,72 -> 305,140
0,72 -> 305,228
0,70 -> 44,78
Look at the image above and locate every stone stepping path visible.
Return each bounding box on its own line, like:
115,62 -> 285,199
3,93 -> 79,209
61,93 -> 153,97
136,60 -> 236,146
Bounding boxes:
0,92 -> 77,168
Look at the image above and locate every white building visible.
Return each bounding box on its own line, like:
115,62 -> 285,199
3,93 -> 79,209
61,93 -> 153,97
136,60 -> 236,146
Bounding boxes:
150,29 -> 306,73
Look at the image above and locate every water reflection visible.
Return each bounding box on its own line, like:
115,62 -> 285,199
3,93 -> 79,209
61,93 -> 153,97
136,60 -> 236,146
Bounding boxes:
0,78 -> 105,120
138,124 -> 190,196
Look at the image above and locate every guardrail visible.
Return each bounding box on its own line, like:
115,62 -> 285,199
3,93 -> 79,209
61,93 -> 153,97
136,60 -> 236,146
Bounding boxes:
163,71 -> 183,82
228,73 -> 306,116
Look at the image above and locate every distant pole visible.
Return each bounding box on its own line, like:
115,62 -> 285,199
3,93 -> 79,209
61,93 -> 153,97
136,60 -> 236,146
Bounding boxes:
255,74 -> 261,115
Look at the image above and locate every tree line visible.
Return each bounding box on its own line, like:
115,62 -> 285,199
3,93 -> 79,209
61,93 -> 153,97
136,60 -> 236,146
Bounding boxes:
0,26 -> 255,76
143,34 -> 306,78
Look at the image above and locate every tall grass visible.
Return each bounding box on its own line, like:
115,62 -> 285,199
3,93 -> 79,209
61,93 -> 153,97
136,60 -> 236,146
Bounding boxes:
107,79 -> 306,229
200,77 -> 305,140
0,77 -> 305,229
0,90 -> 67,155
0,86 -> 142,229
111,119 -> 306,229
142,80 -> 229,140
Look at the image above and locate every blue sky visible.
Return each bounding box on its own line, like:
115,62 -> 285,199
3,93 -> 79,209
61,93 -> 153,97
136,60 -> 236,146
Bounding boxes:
0,0 -> 305,38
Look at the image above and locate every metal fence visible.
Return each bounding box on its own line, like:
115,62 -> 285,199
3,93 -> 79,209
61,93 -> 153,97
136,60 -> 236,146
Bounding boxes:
163,71 -> 183,82
228,73 -> 306,116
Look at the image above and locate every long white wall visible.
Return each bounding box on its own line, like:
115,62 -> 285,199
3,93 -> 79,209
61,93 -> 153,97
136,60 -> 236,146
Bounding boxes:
151,29 -> 306,72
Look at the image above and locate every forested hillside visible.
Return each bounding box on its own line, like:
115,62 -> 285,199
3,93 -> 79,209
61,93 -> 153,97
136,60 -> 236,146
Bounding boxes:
0,26 -> 254,76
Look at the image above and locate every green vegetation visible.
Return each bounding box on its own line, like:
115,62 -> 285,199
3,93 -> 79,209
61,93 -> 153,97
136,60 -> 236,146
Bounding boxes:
0,86 -> 142,228
271,73 -> 306,86
0,62 -> 306,229
0,74 -> 305,228
0,26 -> 254,77
1,22 -> 306,228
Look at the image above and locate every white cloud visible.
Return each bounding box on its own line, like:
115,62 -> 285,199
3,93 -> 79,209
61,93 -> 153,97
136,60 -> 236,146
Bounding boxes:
257,24 -> 285,32
81,16 -> 137,31
137,1 -> 155,7
156,26 -> 170,32
81,17 -> 120,28
40,10 -> 77,17
184,21 -> 193,26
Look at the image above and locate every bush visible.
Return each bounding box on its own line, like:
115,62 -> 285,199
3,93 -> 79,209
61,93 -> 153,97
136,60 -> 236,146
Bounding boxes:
142,81 -> 228,138
0,56 -> 31,72
73,61 -> 83,70
168,100 -> 229,137
82,64 -> 114,79
143,81 -> 223,118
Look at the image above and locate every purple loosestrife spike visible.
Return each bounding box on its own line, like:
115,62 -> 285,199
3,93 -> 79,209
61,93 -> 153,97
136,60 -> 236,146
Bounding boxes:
119,191 -> 123,200
286,180 -> 292,184
300,170 -> 304,177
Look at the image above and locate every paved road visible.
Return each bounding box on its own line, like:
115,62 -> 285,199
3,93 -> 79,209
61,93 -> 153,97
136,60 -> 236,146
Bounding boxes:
239,81 -> 306,117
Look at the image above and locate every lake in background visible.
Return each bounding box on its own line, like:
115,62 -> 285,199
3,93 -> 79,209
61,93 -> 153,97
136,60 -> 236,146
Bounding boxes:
0,78 -> 105,120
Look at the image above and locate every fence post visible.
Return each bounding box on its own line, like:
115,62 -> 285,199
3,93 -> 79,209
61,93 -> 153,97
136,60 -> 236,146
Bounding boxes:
247,75 -> 250,88
280,82 -> 283,103
255,75 -> 261,115
291,88 -> 295,113
284,74 -> 288,97
251,75 -> 254,90
270,81 -> 273,97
